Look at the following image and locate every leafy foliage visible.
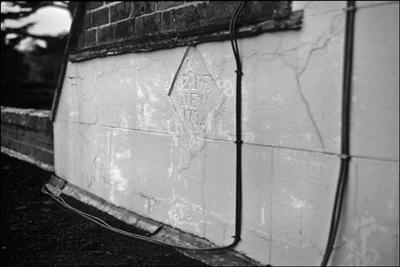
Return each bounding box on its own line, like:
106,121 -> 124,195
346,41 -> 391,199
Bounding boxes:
1,1 -> 73,109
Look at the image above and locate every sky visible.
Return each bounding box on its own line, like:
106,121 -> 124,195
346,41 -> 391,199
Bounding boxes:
1,2 -> 72,50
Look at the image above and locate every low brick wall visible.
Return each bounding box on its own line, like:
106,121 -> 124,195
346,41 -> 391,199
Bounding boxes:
1,106 -> 54,171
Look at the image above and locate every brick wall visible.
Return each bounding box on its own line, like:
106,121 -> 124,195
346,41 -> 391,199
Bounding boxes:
71,1 -> 302,61
1,107 -> 54,171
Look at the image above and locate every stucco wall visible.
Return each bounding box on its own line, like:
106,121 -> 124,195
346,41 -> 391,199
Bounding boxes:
54,1 -> 399,266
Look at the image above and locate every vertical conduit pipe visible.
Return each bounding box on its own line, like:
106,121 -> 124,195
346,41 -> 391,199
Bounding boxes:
321,1 -> 356,266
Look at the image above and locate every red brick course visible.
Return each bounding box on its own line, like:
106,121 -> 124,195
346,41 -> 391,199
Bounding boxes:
75,1 -> 293,51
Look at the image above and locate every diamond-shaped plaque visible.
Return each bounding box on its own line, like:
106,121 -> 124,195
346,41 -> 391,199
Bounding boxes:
168,46 -> 224,139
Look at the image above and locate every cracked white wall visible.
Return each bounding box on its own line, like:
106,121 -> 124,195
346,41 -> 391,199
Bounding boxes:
54,1 -> 399,266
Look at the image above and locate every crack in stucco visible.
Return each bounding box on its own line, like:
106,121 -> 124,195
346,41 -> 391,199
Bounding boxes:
294,73 -> 326,151
283,12 -> 344,151
240,12 -> 344,152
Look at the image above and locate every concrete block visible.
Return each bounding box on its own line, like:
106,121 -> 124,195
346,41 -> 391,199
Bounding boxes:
196,7 -> 345,153
238,227 -> 271,265
73,47 -> 186,133
165,138 -> 236,238
54,121 -> 73,181
106,128 -> 174,214
332,158 -> 399,266
235,145 -> 274,264
351,3 -> 399,160
54,122 -> 111,199
270,149 -> 339,266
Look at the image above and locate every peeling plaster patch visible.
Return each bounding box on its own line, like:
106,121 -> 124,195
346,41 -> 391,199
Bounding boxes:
109,161 -> 127,203
261,205 -> 266,226
135,79 -> 161,129
271,93 -> 286,105
137,103 -> 157,129
115,150 -> 131,159
137,85 -> 145,99
143,82 -> 160,103
92,146 -> 108,186
290,195 -> 310,210
69,111 -> 78,117
167,163 -> 174,178
108,136 -> 128,204
281,188 -> 311,210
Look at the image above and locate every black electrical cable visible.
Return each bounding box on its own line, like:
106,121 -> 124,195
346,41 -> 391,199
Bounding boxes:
230,0 -> 246,248
46,1 -> 246,252
321,2 -> 356,266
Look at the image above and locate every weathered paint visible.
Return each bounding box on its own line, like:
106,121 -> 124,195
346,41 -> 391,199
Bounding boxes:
54,1 -> 399,266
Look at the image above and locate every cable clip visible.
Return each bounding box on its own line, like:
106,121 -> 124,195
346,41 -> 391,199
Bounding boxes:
343,6 -> 357,12
338,154 -> 351,160
235,70 -> 243,75
231,235 -> 241,241
234,140 -> 243,144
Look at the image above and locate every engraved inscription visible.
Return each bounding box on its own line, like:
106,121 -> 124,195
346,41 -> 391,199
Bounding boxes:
169,46 -> 223,138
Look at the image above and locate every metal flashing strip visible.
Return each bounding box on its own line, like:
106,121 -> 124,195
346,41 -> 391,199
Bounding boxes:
45,175 -> 261,266
48,175 -> 162,235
